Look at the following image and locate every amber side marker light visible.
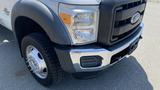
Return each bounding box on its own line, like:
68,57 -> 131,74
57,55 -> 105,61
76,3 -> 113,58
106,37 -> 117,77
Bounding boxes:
59,13 -> 72,25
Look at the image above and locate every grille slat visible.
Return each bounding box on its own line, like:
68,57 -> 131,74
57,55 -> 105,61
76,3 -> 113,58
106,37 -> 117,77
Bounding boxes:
115,3 -> 146,21
117,0 -> 145,12
114,17 -> 142,36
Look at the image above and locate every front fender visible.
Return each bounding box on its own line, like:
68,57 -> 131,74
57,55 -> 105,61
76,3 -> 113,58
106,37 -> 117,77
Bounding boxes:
11,0 -> 72,45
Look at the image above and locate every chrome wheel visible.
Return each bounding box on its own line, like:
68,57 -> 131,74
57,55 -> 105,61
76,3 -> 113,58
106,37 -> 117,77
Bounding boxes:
26,45 -> 48,79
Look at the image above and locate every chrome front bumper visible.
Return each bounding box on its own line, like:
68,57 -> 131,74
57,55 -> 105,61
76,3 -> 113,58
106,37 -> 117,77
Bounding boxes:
69,23 -> 144,72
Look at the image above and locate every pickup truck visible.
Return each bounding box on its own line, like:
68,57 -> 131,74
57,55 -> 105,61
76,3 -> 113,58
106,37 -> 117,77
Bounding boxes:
0,0 -> 146,87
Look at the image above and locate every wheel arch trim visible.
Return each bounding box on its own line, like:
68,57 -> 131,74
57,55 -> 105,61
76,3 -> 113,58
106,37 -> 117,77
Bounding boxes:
11,0 -> 72,45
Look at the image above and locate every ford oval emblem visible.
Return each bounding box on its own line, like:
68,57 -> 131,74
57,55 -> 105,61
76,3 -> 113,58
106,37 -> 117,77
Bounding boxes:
131,12 -> 141,24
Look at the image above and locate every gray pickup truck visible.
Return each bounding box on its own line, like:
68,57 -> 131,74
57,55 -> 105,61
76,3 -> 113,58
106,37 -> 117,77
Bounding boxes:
0,0 -> 146,87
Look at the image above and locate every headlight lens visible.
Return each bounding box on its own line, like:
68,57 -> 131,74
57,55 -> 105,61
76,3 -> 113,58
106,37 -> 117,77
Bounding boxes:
59,4 -> 99,45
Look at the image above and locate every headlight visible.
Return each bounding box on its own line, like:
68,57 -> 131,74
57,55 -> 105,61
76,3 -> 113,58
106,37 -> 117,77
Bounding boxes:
59,3 -> 99,45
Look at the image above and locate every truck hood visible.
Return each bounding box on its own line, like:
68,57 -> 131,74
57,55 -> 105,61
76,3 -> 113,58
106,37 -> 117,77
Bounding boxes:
57,0 -> 101,5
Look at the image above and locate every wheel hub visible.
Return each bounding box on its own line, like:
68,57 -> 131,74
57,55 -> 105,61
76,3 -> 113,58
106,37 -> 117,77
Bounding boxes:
26,45 -> 48,79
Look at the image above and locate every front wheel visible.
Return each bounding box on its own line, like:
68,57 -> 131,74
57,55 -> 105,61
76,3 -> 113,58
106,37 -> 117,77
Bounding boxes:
21,33 -> 63,87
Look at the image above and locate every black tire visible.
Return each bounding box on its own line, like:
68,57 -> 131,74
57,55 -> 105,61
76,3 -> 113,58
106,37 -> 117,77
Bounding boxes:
21,32 -> 63,87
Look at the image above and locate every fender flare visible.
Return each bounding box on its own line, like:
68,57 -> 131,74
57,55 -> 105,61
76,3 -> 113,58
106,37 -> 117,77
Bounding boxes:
11,0 -> 72,45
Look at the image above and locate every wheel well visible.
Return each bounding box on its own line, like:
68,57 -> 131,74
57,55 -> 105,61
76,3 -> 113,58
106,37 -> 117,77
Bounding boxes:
14,16 -> 48,46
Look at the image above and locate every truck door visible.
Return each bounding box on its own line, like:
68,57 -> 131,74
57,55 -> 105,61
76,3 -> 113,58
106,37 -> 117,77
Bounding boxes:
0,0 -> 18,30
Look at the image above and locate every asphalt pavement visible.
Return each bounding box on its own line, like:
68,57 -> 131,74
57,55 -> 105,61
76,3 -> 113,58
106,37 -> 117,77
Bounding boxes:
0,2 -> 159,90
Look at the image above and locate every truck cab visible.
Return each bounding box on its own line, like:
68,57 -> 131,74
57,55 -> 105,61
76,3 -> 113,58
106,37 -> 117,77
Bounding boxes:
0,0 -> 146,87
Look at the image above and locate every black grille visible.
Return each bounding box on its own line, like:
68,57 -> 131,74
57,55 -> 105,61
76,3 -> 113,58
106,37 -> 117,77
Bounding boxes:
111,0 -> 146,43
98,0 -> 146,46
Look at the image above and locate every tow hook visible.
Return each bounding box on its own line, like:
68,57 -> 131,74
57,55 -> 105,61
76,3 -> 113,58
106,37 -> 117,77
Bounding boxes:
140,35 -> 143,39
